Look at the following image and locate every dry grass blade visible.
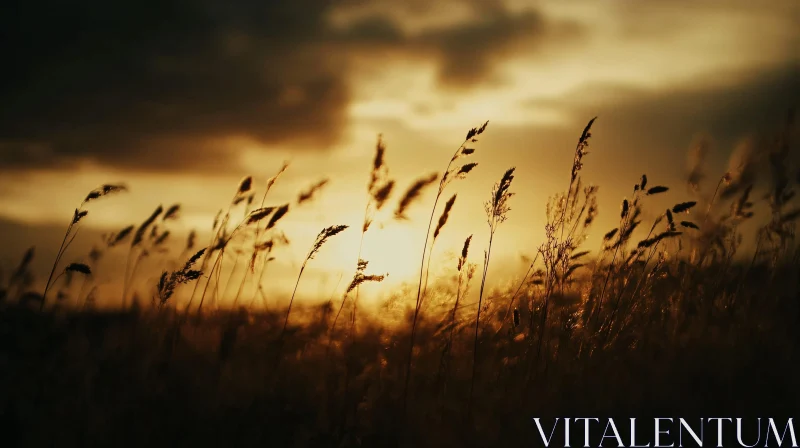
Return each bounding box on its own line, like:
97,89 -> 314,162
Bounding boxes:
247,206 -> 277,225
456,163 -> 479,178
369,135 -> 387,193
465,120 -> 489,141
45,184 -> 127,308
281,224 -> 349,345
347,274 -> 385,294
157,250 -> 205,305
297,179 -> 330,205
434,194 -> 457,239
72,209 -> 89,225
237,176 -> 253,196
647,186 -> 669,195
566,263 -> 584,277
186,230 -> 197,251
470,166 -> 515,417
570,117 -> 597,183
184,248 -> 207,271
163,204 -> 181,221
672,201 -> 697,214
266,204 -> 290,230
687,136 -> 711,191
666,209 -> 675,230
657,230 -> 683,239
395,173 -> 439,219
681,221 -> 700,230
458,235 -> 473,271
14,247 -> 35,278
266,162 -> 290,193
373,181 -> 395,211
579,117 -> 597,144
83,184 -> 127,204
154,231 -> 170,247
232,193 -> 254,207
255,240 -> 275,252
307,225 -> 349,261
571,250 -> 591,260
133,205 -> 164,247
109,225 -> 135,247
212,210 -> 223,231
487,168 -> 515,221
65,263 -> 91,275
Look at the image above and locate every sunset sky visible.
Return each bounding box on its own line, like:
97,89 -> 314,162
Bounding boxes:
1,0 -> 798,308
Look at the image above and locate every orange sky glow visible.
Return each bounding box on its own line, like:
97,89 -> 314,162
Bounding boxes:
0,0 -> 797,310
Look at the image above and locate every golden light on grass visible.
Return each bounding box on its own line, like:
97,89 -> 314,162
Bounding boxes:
1,2 -> 798,444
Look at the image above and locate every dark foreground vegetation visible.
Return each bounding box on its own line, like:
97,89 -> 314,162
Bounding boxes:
1,114 -> 799,447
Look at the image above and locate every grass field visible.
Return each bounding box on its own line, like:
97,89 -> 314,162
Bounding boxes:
1,116 -> 799,447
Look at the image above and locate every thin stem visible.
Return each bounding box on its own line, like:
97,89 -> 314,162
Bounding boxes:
252,258 -> 273,309
442,267 -> 464,377
608,215 -> 663,318
124,251 -> 147,306
402,139 -> 468,412
467,228 -> 495,419
421,239 -> 437,305
350,200 -> 371,339
42,217 -> 78,310
593,196 -> 636,324
197,249 -> 225,314
497,252 -> 540,334
329,291 -> 350,347
593,237 -> 621,323
280,264 -> 306,340
240,164 -> 285,310
605,239 -> 662,340
197,220 -> 248,314
223,253 -> 242,306
696,176 -> 725,266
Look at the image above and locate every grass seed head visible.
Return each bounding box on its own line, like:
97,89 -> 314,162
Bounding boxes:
83,184 -> 127,204
133,205 -> 164,247
434,194 -> 457,239
395,173 -> 439,220
65,263 -> 91,275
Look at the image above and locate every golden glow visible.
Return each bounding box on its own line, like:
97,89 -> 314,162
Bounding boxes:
0,0 -> 796,308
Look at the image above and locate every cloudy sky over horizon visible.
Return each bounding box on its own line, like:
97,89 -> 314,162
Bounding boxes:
1,0 -> 798,307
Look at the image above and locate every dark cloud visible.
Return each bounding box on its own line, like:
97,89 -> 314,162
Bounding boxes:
524,62 -> 799,157
335,5 -> 584,88
415,11 -> 557,87
510,62 -> 800,205
0,0 -> 348,172
0,0 -> 580,173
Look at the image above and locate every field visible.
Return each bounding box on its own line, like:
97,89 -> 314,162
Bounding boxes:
1,117 -> 799,447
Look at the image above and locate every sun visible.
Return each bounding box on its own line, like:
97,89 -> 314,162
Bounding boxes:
312,223 -> 427,291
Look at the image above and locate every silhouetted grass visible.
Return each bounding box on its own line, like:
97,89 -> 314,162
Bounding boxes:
1,114 -> 799,447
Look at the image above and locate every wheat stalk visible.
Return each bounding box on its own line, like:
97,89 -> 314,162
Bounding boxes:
42,184 -> 127,310
279,225 -> 349,341
402,120 -> 486,413
468,167 -> 515,418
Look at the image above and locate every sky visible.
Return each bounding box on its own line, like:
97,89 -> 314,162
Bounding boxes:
1,0 -> 798,309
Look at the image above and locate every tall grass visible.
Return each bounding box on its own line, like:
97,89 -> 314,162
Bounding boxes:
401,121 -> 485,411
3,111 -> 799,446
42,184 -> 127,309
468,167 -> 515,417
281,224 -> 348,340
